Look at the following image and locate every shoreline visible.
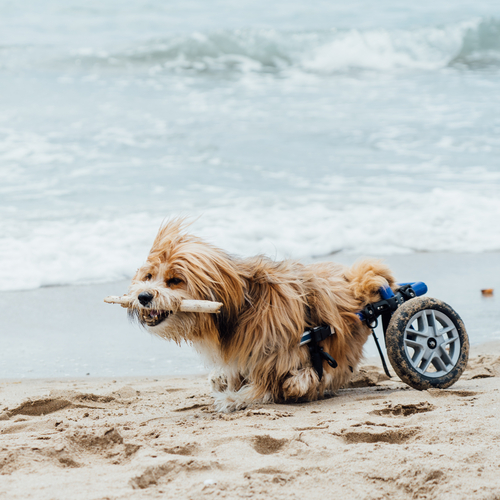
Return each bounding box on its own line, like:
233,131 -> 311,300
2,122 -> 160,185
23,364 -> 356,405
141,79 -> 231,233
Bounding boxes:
1,252 -> 499,380
2,339 -> 500,385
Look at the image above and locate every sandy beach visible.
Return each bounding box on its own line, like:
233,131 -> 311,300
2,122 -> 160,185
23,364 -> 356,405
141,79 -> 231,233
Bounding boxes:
2,341 -> 500,500
1,254 -> 498,500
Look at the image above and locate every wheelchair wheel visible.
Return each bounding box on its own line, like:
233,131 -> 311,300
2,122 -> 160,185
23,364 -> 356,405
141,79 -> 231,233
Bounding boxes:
385,297 -> 469,390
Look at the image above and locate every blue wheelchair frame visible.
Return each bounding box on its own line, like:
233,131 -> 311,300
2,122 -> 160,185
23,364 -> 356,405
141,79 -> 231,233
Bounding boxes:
356,282 -> 428,323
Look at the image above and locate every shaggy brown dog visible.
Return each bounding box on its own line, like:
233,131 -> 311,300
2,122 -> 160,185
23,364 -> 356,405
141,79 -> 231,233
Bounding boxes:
127,219 -> 396,412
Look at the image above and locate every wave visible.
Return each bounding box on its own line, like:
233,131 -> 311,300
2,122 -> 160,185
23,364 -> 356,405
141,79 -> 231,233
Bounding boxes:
71,18 -> 500,75
2,187 -> 500,291
451,18 -> 500,67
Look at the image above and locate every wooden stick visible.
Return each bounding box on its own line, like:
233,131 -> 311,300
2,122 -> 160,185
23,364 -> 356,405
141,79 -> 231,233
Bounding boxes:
179,300 -> 223,313
104,295 -> 133,308
103,295 -> 222,313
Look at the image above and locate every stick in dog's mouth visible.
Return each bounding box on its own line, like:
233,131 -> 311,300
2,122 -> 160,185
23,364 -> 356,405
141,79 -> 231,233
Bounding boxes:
103,295 -> 223,314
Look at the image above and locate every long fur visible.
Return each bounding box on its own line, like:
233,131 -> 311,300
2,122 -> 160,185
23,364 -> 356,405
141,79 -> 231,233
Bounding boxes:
127,219 -> 396,412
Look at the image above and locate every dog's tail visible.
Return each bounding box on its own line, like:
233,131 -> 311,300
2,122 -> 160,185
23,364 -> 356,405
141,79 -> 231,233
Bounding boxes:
345,259 -> 396,306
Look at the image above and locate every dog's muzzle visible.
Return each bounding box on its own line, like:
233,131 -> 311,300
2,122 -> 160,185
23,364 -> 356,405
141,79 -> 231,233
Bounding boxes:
140,309 -> 171,327
136,291 -> 171,327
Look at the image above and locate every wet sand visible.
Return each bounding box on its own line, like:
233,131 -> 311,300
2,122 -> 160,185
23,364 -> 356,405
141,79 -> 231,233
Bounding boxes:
1,252 -> 499,379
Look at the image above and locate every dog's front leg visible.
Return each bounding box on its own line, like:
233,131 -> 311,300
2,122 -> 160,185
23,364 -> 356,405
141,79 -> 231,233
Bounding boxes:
208,367 -> 229,393
209,365 -> 253,413
209,364 -> 244,392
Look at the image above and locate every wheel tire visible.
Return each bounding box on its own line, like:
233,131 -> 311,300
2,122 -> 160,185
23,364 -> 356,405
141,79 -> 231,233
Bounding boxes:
386,297 -> 469,390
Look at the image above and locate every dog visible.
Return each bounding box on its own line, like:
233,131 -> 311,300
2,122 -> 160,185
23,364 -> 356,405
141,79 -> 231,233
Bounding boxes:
127,219 -> 396,412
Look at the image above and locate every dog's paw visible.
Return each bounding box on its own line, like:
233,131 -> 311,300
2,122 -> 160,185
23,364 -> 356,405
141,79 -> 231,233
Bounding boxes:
209,369 -> 228,393
282,368 -> 319,400
212,386 -> 253,413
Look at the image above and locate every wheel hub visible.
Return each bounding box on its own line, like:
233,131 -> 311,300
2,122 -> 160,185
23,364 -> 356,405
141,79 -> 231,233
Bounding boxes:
402,308 -> 460,378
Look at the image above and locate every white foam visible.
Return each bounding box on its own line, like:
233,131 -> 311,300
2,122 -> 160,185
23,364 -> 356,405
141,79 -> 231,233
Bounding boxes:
1,187 -> 499,292
301,24 -> 468,72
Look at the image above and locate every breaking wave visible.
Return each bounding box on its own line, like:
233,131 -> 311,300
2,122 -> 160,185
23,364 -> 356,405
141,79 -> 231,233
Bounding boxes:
72,18 -> 500,74
2,187 -> 500,292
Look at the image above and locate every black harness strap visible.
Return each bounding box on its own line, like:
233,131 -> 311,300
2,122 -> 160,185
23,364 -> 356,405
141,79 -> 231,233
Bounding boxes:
304,325 -> 338,380
302,285 -> 419,381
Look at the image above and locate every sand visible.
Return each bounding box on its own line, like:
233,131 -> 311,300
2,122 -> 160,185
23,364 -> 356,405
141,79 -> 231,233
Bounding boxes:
2,343 -> 500,500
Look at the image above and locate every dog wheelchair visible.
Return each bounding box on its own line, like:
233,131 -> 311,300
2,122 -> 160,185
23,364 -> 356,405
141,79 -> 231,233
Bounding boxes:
301,282 -> 469,390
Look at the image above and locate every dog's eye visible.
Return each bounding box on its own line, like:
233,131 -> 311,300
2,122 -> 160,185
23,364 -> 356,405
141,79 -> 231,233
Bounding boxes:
167,277 -> 183,287
144,273 -> 152,281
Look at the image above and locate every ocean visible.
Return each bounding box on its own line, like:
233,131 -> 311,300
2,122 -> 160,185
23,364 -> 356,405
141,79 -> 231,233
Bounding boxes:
1,0 -> 499,378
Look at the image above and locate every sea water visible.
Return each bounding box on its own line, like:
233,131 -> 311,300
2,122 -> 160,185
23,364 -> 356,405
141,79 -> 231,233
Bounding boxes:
1,0 -> 500,291
1,1 -> 500,378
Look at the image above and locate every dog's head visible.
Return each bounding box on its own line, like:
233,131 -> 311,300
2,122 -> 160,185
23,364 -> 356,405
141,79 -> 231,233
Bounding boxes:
127,220 -> 245,345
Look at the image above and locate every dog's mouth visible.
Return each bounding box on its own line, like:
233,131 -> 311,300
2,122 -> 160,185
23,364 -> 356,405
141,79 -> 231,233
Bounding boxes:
140,309 -> 171,327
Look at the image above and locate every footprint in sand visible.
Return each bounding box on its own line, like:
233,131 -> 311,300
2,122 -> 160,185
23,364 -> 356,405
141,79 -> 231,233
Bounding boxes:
339,427 -> 419,444
0,446 -> 82,474
346,366 -> 391,388
163,443 -> 197,456
0,392 -> 116,420
0,419 -> 60,435
367,467 -> 446,497
252,435 -> 288,455
1,427 -> 141,475
130,458 -> 220,489
67,428 -> 140,464
426,389 -> 479,398
463,355 -> 500,380
173,403 -> 210,412
370,402 -> 434,417
0,398 -> 73,419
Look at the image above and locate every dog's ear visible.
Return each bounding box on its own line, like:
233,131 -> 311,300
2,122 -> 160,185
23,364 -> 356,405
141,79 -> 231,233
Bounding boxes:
185,253 -> 245,347
164,232 -> 246,345
205,286 -> 241,348
213,302 -> 239,347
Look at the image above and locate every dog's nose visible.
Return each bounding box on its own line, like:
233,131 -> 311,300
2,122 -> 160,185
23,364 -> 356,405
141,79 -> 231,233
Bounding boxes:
138,292 -> 154,306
